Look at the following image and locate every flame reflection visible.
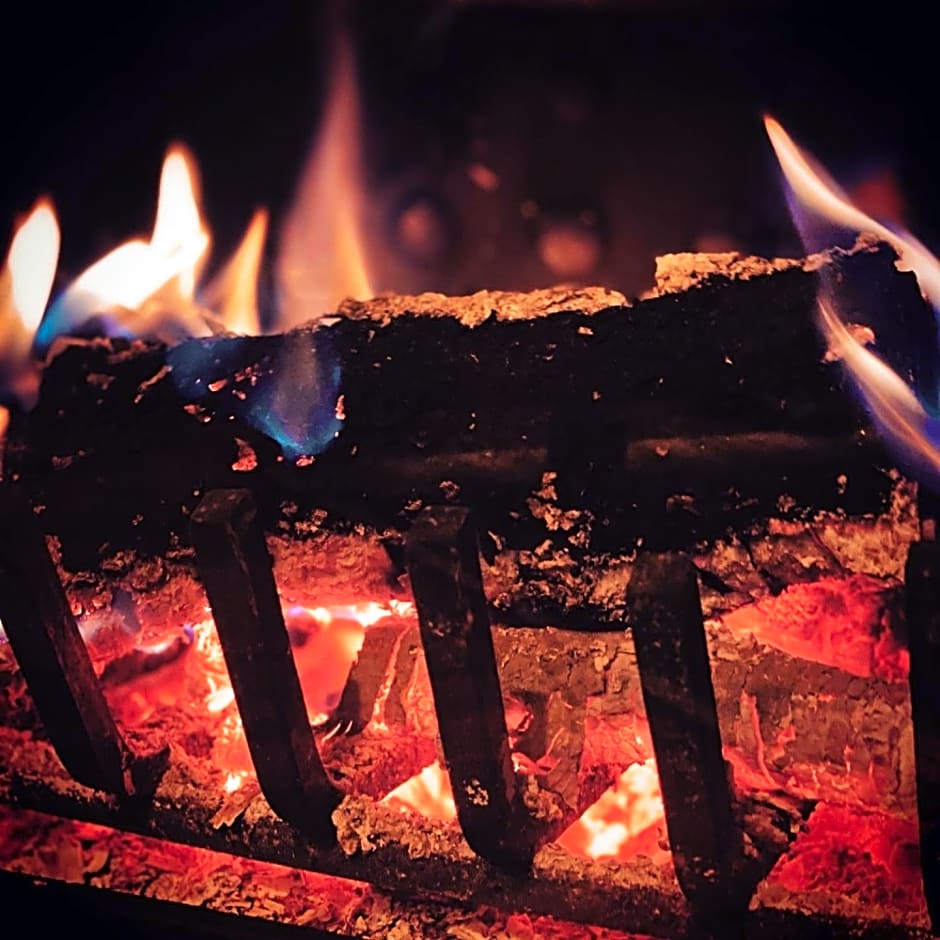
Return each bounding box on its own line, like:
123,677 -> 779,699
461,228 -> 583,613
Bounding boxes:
765,115 -> 940,480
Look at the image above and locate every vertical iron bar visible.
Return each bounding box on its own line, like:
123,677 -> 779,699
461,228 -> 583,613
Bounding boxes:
905,538 -> 940,931
191,488 -> 339,843
405,505 -> 539,870
627,551 -> 746,915
0,485 -> 167,797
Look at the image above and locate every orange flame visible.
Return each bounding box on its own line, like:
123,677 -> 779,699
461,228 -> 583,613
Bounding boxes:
14,33 -> 373,348
765,115 -> 940,476
42,145 -> 213,346
202,209 -> 269,335
276,30 -> 372,327
0,199 -> 59,417
1,199 -> 60,361
764,116 -> 940,307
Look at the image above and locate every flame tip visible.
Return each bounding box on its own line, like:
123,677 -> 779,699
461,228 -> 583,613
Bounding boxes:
770,116 -> 940,480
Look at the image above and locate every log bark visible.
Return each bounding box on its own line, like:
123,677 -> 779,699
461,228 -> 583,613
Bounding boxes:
3,241 -> 925,569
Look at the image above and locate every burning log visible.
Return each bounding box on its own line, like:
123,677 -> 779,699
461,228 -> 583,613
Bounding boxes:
2,239 -> 927,572
0,224 -> 932,935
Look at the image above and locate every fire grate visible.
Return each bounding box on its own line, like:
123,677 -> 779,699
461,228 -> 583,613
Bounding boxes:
0,225 -> 938,939
0,476 -> 937,939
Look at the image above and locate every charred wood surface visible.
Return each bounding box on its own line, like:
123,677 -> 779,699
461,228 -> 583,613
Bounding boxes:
4,241 -> 924,569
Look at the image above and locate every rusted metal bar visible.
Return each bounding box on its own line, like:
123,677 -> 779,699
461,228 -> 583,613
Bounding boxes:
626,551 -> 747,916
0,484 -> 167,797
405,505 -> 539,870
190,488 -> 339,843
904,537 -> 940,931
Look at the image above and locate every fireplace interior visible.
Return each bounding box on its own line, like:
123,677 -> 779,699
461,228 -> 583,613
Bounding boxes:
2,2 -> 940,938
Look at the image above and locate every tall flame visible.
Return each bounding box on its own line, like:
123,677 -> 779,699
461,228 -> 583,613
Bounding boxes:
36,145 -> 212,350
4,199 -> 60,337
0,199 -> 59,408
150,145 -> 211,301
765,115 -> 940,480
202,209 -> 269,336
276,30 -> 372,327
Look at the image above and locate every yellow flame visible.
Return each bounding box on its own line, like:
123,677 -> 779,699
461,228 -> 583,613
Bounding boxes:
0,199 -> 60,359
53,144 -> 212,342
764,115 -> 940,308
6,199 -> 60,335
0,200 -> 58,411
203,209 -> 268,335
555,758 -> 664,861
765,115 -> 940,476
276,31 -> 372,327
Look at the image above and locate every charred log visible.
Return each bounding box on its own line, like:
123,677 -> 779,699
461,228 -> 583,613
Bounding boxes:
3,240 -> 925,570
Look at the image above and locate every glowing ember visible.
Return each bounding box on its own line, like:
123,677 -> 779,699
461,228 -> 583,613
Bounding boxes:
97,598 -> 412,785
556,759 -> 666,863
202,209 -> 268,336
764,802 -> 927,921
276,28 -> 373,326
37,145 -> 212,349
381,760 -> 457,822
722,574 -> 907,682
382,752 -> 668,865
0,805 -> 650,939
765,115 -> 940,479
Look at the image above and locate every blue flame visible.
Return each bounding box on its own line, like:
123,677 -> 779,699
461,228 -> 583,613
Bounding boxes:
34,290 -> 101,353
765,115 -> 940,485
167,328 -> 343,460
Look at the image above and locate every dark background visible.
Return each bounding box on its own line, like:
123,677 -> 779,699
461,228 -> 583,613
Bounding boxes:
2,0 -> 937,304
